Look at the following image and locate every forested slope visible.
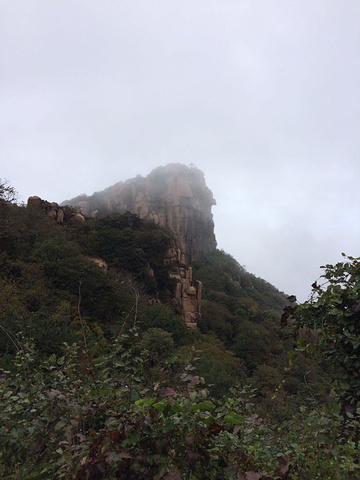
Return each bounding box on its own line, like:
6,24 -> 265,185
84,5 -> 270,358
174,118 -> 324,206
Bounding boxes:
0,193 -> 358,479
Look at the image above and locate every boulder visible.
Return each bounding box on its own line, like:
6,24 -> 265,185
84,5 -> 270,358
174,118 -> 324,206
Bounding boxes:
27,196 -> 64,224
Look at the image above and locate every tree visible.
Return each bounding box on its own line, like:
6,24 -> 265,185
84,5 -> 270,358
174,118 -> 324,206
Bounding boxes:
139,327 -> 174,364
0,179 -> 17,203
293,254 -> 360,407
0,180 -> 20,255
140,304 -> 188,345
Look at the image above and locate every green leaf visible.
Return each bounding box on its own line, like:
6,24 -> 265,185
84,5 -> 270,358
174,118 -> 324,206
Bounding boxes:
202,416 -> 216,425
135,397 -> 156,407
54,420 -> 67,431
223,413 -> 245,425
152,401 -> 166,411
191,401 -> 215,412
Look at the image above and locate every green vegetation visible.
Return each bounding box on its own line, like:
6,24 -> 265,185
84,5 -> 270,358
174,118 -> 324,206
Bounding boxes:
293,254 -> 360,408
0,181 -> 359,478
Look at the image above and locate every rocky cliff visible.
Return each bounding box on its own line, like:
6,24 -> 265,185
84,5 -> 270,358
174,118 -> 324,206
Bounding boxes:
63,164 -> 217,263
29,164 -> 217,328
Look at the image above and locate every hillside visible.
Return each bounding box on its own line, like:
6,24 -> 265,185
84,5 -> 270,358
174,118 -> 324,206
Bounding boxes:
0,172 -> 358,479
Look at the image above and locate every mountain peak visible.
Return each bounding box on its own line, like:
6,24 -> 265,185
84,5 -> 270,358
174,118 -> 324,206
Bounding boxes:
64,164 -> 217,263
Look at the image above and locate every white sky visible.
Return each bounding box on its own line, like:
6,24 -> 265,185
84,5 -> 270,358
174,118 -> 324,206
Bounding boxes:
1,1 -> 360,301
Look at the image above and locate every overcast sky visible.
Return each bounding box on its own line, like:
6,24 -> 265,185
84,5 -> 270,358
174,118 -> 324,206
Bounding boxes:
1,1 -> 360,301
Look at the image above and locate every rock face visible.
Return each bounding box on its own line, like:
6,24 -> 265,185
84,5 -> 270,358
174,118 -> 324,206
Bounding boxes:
63,164 -> 217,263
164,246 -> 203,329
173,268 -> 202,329
32,164 -> 217,328
62,164 -> 217,328
27,196 -> 65,224
27,196 -> 85,224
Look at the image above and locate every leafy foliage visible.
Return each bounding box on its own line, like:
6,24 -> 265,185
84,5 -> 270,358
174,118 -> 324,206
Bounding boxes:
1,334 -> 359,479
1,184 -> 359,477
140,304 -> 188,346
293,254 -> 360,408
0,178 -> 18,203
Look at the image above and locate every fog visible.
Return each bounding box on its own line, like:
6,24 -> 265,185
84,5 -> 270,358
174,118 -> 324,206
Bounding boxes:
1,1 -> 360,300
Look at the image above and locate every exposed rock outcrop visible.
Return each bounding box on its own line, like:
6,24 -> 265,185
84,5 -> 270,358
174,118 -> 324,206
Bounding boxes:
62,164 -> 217,328
63,164 -> 217,263
27,196 -> 85,224
164,245 -> 202,328
27,196 -> 65,224
86,256 -> 109,273
172,268 -> 202,329
30,164 -> 217,328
